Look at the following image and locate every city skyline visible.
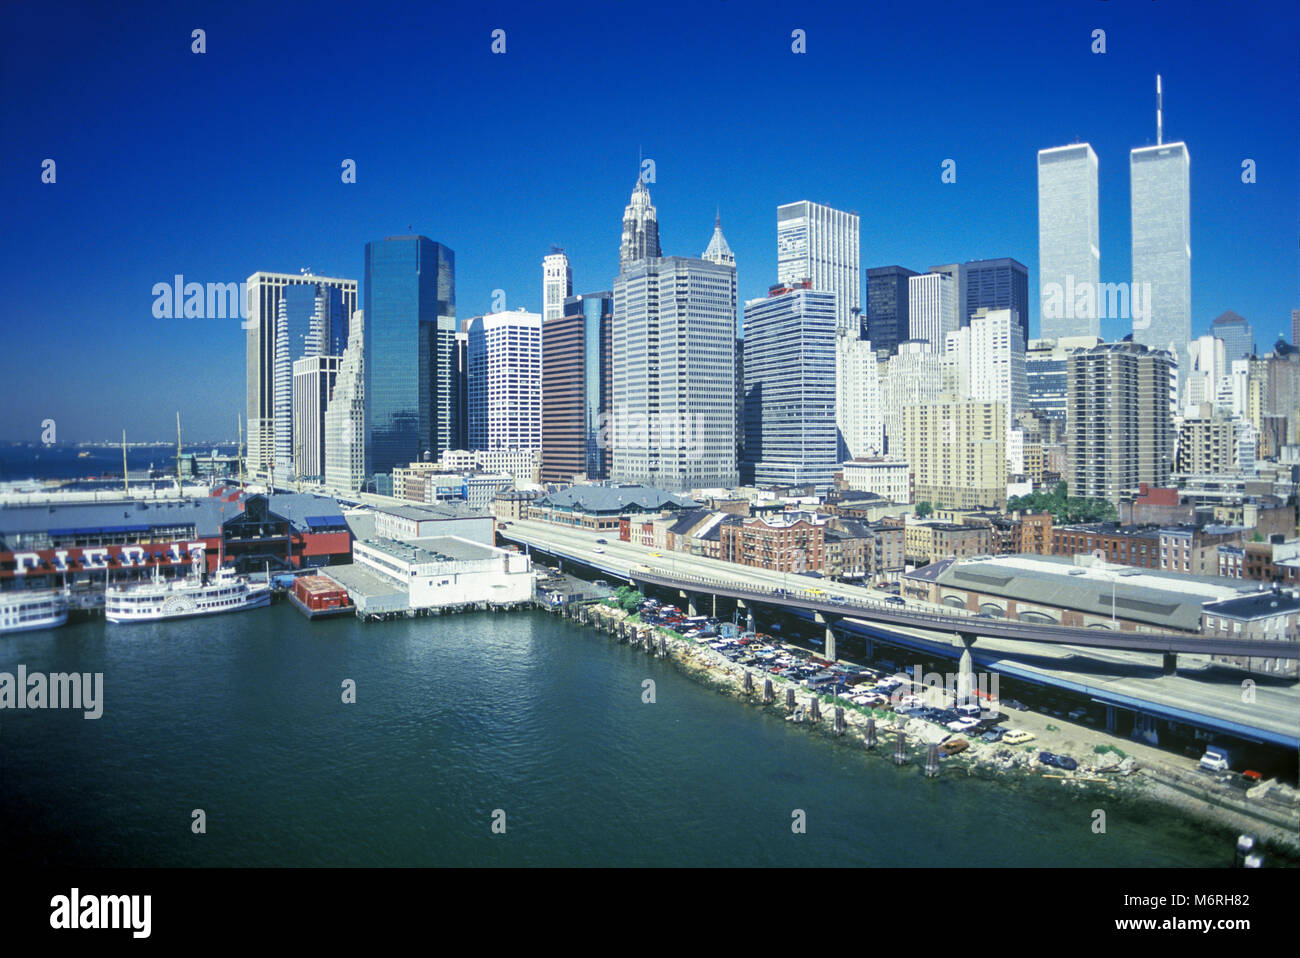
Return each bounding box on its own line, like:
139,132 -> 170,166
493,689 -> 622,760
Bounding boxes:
4,0 -> 1299,440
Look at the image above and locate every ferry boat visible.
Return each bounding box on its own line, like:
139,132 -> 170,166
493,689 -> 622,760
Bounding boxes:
105,561 -> 270,624
0,589 -> 70,634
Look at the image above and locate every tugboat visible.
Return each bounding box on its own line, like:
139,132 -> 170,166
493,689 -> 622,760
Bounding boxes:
105,551 -> 270,624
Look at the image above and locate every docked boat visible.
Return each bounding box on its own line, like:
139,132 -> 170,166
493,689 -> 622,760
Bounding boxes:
105,563 -> 270,624
0,588 -> 70,634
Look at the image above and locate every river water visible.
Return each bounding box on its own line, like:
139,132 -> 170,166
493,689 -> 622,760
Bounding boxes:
0,605 -> 1241,866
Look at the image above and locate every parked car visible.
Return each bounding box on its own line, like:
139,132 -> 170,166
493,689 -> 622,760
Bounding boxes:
980,727 -> 1007,743
1068,707 -> 1087,722
939,738 -> 970,756
1003,699 -> 1029,711
1038,751 -> 1079,771
1002,729 -> 1035,745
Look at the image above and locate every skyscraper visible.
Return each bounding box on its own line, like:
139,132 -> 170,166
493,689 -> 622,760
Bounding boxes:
865,266 -> 918,357
1210,310 -> 1253,362
272,283 -> 345,480
908,271 -> 958,350
1037,143 -> 1100,340
836,333 -> 883,462
1067,341 -> 1174,504
541,292 -> 612,483
362,236 -> 456,478
1131,79 -> 1191,396
324,309 -> 366,493
928,263 -> 967,328
880,340 -> 943,456
292,355 -> 340,480
465,309 -> 543,453
742,282 -> 837,489
944,308 -> 1027,471
245,271 -> 357,476
542,248 -> 573,322
965,258 -> 1030,347
619,176 -> 661,269
776,201 -> 860,334
612,254 -> 737,491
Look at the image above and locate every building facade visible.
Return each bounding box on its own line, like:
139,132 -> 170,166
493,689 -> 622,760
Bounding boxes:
540,292 -> 612,483
776,201 -> 860,334
612,255 -> 738,491
1066,341 -> 1175,504
465,309 -> 542,453
865,265 -> 917,356
904,400 -> 1007,509
1130,139 -> 1191,395
245,272 -> 357,475
542,248 -> 573,322
742,284 -> 837,489
1037,143 -> 1100,340
362,236 -> 457,478
908,271 -> 958,350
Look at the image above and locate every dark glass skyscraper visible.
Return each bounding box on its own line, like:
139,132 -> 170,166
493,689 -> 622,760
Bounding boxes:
965,257 -> 1029,346
865,266 -> 917,356
363,235 -> 456,478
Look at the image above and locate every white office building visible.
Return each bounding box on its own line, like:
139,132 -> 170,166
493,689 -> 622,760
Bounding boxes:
908,271 -> 958,350
613,254 -> 738,491
1037,143 -> 1100,340
324,309 -> 366,493
1131,130 -> 1191,397
944,308 -> 1026,470
465,309 -> 543,453
880,339 -> 943,457
542,249 -> 572,322
245,271 -> 357,475
292,355 -> 341,481
776,201 -> 860,334
836,333 -> 884,461
742,285 -> 837,489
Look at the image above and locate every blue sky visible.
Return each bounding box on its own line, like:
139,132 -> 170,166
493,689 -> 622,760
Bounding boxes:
3,0 -> 1298,440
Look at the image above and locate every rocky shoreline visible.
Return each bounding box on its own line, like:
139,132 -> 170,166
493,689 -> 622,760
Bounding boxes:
574,602 -> 1300,862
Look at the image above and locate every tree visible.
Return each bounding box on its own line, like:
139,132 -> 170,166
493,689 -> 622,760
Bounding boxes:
915,501 -> 934,518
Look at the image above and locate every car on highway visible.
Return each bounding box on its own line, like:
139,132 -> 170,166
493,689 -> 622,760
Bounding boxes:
885,596 -> 905,606
595,538 -> 607,544
593,546 -> 605,554
1038,751 -> 1078,771
828,595 -> 848,605
649,552 -> 662,558
1002,729 -> 1035,745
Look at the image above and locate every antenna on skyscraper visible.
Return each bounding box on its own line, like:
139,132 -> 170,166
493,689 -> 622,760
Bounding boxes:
1156,74 -> 1163,145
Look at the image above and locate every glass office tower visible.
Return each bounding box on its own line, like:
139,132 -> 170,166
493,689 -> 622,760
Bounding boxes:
865,265 -> 917,357
363,235 -> 456,478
